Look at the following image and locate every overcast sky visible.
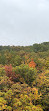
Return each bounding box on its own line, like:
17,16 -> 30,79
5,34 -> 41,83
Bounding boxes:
0,0 -> 49,46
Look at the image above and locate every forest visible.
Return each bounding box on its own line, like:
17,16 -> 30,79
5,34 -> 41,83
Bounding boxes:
0,42 -> 49,111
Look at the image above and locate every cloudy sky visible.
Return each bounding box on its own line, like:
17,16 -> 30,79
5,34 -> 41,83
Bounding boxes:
0,0 -> 49,46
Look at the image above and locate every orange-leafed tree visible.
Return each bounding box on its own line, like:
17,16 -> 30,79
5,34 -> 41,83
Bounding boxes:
29,59 -> 36,68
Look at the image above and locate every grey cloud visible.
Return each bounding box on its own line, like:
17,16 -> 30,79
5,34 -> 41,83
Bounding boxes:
0,0 -> 49,46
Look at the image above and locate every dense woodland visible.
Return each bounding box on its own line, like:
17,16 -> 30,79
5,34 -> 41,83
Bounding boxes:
0,42 -> 49,111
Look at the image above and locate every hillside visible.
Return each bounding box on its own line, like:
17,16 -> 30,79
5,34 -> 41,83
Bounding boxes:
0,42 -> 49,111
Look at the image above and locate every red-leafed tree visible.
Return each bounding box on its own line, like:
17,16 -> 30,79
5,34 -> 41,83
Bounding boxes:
5,64 -> 20,82
5,64 -> 12,78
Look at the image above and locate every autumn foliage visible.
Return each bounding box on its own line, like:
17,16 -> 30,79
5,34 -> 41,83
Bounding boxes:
5,64 -> 12,78
29,59 -> 36,68
0,42 -> 49,111
5,64 -> 20,81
